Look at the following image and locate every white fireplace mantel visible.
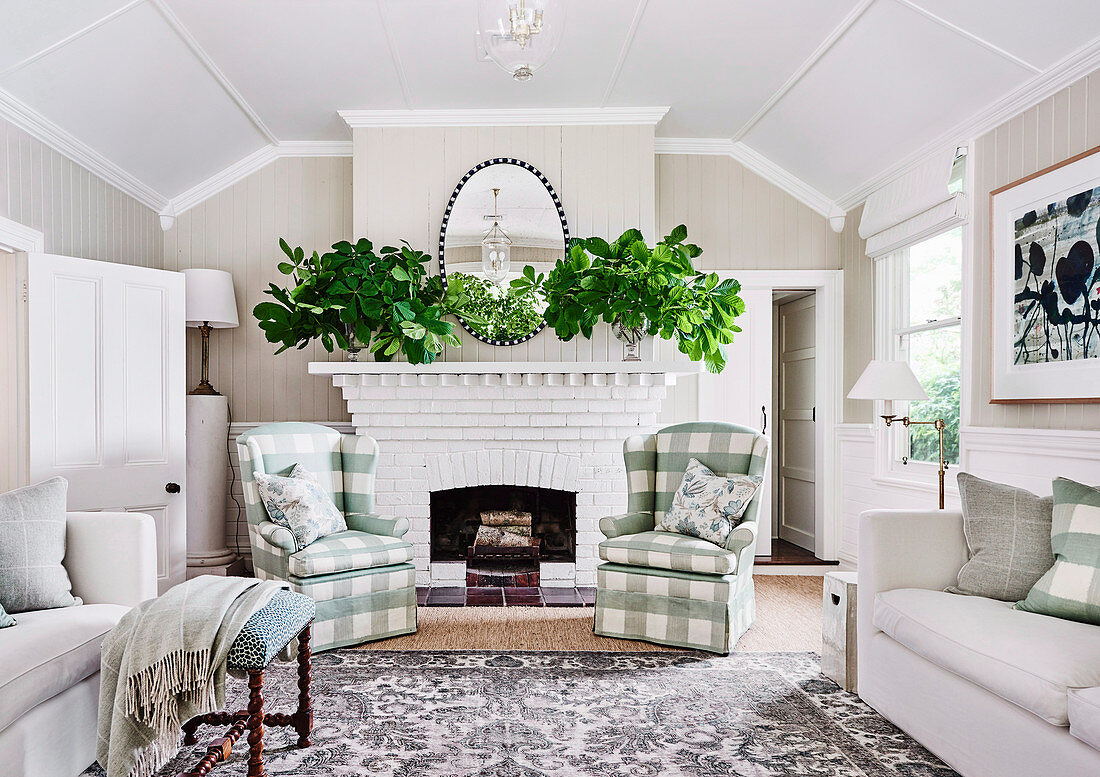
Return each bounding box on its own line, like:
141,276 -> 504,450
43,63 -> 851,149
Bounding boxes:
312,359 -> 691,587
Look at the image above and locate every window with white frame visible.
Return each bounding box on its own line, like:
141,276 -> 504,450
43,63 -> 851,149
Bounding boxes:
877,227 -> 962,467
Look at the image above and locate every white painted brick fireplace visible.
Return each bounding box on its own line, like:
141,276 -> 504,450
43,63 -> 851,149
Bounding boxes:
311,362 -> 694,587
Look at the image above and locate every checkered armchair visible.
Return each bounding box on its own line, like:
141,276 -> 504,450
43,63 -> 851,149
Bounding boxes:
594,421 -> 769,653
237,422 -> 417,652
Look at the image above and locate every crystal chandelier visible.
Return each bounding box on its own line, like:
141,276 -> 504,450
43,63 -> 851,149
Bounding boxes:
477,0 -> 564,82
481,188 -> 512,283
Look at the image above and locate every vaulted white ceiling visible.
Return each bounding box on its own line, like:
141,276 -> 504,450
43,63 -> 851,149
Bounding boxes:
2,0 -> 1099,216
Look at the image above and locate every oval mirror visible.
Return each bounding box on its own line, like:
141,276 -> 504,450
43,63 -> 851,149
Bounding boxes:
440,158 -> 568,345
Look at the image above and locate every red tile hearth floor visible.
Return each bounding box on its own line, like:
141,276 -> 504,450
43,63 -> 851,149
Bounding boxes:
418,586 -> 596,607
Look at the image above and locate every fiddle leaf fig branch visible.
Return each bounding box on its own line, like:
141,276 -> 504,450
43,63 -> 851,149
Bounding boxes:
254,237 -> 485,365
510,225 -> 745,373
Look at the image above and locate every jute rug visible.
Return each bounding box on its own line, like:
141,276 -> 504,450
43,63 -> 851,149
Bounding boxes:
137,650 -> 957,777
360,575 -> 824,652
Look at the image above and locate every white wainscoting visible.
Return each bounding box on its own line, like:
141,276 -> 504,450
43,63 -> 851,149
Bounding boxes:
835,423 -> 1100,567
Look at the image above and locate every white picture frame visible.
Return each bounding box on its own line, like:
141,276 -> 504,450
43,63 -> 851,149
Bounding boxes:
990,145 -> 1100,404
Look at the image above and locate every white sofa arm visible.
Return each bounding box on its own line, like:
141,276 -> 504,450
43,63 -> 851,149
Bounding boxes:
65,511 -> 158,607
857,509 -> 967,685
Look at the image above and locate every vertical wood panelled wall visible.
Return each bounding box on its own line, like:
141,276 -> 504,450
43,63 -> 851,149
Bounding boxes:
163,156 -> 353,423
352,124 -> 656,363
971,72 -> 1100,431
0,115 -> 161,266
839,204 -> 873,424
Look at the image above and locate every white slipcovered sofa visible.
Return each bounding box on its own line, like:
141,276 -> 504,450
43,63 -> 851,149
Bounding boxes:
858,509 -> 1100,777
0,511 -> 157,777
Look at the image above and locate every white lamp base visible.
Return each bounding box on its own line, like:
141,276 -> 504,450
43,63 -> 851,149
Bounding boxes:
185,394 -> 241,577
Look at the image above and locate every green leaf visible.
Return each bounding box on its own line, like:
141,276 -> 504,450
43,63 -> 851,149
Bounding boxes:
391,266 -> 411,282
667,224 -> 688,244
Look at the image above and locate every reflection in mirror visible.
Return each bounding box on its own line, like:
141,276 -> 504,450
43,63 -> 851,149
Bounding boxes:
440,160 -> 567,344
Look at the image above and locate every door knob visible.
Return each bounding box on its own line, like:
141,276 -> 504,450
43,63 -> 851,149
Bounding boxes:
165,482 -> 181,494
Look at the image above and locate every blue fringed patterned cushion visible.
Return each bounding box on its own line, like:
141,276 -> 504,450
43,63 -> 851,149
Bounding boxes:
228,589 -> 315,670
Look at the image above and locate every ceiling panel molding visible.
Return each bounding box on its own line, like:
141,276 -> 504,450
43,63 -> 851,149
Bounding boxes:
600,0 -> 650,106
0,87 -> 168,211
836,36 -> 1100,211
730,0 -> 876,142
163,140 -> 353,222
338,107 -> 670,128
655,137 -> 843,221
0,0 -> 146,78
893,0 -> 1041,73
149,0 -> 278,144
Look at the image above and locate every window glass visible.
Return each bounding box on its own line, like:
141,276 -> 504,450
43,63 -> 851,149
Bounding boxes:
907,228 -> 962,326
903,327 -> 960,464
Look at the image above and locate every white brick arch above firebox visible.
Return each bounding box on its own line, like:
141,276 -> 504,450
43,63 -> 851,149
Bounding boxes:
426,450 -> 580,494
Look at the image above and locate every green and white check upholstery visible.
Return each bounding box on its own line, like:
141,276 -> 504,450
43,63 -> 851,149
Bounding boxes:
595,422 -> 769,654
237,423 -> 417,652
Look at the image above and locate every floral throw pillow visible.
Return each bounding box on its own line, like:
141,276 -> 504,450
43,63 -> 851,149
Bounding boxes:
255,464 -> 347,551
656,458 -> 762,547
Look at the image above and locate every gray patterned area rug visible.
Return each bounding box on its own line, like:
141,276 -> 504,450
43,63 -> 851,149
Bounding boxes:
92,650 -> 959,777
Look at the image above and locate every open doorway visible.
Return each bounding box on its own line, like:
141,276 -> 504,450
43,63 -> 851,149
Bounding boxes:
766,290 -> 833,565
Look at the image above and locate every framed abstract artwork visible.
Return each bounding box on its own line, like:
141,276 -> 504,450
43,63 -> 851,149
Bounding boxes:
991,145 -> 1100,403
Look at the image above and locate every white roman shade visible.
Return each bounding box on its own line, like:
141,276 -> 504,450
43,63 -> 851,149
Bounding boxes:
860,148 -> 968,258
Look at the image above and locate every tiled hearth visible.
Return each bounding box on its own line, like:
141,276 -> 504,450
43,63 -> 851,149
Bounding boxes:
312,362 -> 694,588
418,586 -> 597,607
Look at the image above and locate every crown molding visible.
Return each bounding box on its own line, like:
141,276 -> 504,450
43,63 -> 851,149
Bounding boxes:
162,141 -> 353,224
338,107 -> 670,128
0,215 -> 46,252
836,36 -> 1100,212
655,137 -> 844,226
0,88 -> 168,212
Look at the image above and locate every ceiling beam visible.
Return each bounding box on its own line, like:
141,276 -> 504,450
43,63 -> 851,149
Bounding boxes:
0,0 -> 146,79
731,0 -> 876,142
150,0 -> 278,145
893,0 -> 1041,74
376,0 -> 413,108
600,0 -> 650,107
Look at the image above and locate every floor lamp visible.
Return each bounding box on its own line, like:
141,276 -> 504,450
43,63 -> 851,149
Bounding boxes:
182,268 -> 242,576
848,360 -> 949,510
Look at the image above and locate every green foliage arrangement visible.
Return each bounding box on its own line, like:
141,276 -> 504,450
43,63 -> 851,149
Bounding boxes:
449,271 -> 544,341
510,225 -> 745,372
254,238 -> 483,365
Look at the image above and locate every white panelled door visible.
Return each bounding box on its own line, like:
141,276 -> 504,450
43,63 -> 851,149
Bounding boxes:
777,294 -> 817,553
27,253 -> 186,593
697,288 -> 773,557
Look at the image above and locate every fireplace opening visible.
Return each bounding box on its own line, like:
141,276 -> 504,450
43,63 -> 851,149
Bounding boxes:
430,485 -> 576,562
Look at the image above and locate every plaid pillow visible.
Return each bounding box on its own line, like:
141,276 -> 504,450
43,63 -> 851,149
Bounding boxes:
1016,478 -> 1100,626
256,464 -> 347,551
655,457 -> 761,547
0,602 -> 15,628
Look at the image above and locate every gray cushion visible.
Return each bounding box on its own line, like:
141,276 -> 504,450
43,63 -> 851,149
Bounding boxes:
874,588 -> 1100,726
1069,687 -> 1100,752
0,603 -> 129,732
0,478 -> 80,613
946,473 -> 1054,601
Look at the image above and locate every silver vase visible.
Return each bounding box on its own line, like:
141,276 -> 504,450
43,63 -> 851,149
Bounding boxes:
612,320 -> 647,362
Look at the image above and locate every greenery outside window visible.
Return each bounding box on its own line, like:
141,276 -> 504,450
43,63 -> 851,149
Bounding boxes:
878,227 -> 962,469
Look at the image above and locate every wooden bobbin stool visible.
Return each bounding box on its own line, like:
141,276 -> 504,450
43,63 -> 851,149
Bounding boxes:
175,590 -> 316,777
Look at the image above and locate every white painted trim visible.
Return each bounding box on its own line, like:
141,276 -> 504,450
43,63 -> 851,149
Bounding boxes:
162,141 -> 353,222
894,0 -> 1041,74
0,217 -> 45,253
715,268 -> 845,561
228,421 -> 354,436
150,0 -> 278,145
731,0 -> 875,142
308,360 -> 700,376
0,0 -> 146,78
960,425 -> 1100,456
654,138 -> 843,221
600,0 -> 650,106
338,107 -> 670,127
0,88 -> 168,212
375,0 -> 412,108
837,36 -> 1100,211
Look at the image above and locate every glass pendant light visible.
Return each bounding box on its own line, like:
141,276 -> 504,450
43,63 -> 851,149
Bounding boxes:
477,0 -> 564,82
481,188 -> 512,283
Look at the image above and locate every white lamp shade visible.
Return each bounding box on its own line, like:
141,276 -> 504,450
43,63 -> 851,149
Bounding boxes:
848,360 -> 928,401
183,269 -> 239,328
